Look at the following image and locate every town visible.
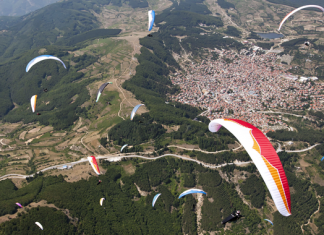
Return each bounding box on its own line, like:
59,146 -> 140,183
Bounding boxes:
170,48 -> 324,133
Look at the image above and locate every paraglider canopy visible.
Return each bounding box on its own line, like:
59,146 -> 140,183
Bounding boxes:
96,82 -> 113,102
148,10 -> 155,31
152,193 -> 161,207
178,189 -> 206,199
321,156 -> 324,161
100,198 -> 105,206
209,119 -> 291,217
30,95 -> 37,113
130,104 -> 145,120
16,202 -> 23,208
304,41 -> 310,46
87,156 -> 100,175
264,219 -> 273,225
278,5 -> 324,31
121,144 -> 128,153
35,222 -> 43,230
26,55 -> 66,72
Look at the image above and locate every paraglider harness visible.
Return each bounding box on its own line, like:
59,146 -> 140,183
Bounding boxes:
221,209 -> 242,224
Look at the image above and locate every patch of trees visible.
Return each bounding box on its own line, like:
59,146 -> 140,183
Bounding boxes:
0,207 -> 76,235
182,195 -> 197,235
71,53 -> 98,70
127,0 -> 148,8
315,198 -> 324,234
108,114 -> 166,145
256,42 -> 274,50
190,150 -> 250,165
198,136 -> 233,152
183,174 -> 196,187
225,26 -> 241,37
130,158 -> 173,191
309,109 -> 324,120
240,175 -> 265,208
0,176 -> 63,216
267,127 -> 324,145
160,0 -> 212,15
247,31 -> 261,40
281,38 -> 308,50
217,0 -> 235,9
278,151 -> 299,172
181,33 -> 244,56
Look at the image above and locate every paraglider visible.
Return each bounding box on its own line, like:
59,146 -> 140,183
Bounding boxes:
222,210 -> 242,224
321,156 -> 324,161
209,119 -> 291,217
278,5 -> 324,31
148,10 -> 155,31
96,82 -> 113,102
30,95 -> 37,113
147,34 -> 153,37
304,41 -> 310,46
130,104 -> 144,120
152,193 -> 161,207
87,156 -> 100,175
178,189 -> 206,199
35,222 -> 43,230
264,219 -> 273,225
37,113 -> 41,116
43,88 -> 48,92
100,198 -> 105,206
26,55 -> 66,72
97,180 -> 102,185
16,203 -> 23,208
120,144 -> 128,153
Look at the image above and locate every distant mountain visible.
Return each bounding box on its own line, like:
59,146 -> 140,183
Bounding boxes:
266,0 -> 324,7
0,0 -> 60,16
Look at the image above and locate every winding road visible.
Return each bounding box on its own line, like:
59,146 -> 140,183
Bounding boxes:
276,143 -> 320,153
0,153 -> 253,181
1,141 -> 320,181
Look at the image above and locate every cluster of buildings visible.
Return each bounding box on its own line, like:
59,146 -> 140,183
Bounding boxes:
170,48 -> 324,133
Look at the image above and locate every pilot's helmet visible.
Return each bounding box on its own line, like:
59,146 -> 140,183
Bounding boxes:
236,210 -> 240,214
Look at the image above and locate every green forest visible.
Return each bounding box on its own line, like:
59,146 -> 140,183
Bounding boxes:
1,153 -> 323,234
0,158 -> 264,234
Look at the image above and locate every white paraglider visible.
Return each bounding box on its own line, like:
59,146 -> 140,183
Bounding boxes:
130,104 -> 144,120
152,193 -> 161,207
178,189 -> 206,199
35,222 -> 43,230
26,55 -> 66,72
278,5 -> 324,31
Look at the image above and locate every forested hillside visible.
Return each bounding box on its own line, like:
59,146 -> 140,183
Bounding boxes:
0,158 -> 264,234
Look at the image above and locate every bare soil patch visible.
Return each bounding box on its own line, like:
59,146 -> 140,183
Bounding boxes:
122,163 -> 136,175
45,162 -> 93,182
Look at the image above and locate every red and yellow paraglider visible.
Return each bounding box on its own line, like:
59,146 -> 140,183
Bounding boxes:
209,119 -> 291,217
